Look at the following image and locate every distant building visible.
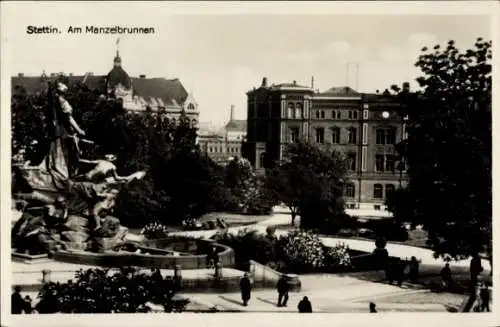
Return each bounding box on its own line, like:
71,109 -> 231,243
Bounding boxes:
11,49 -> 199,127
244,77 -> 409,211
198,105 -> 247,165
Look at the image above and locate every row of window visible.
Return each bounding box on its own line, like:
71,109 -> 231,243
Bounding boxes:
314,110 -> 359,120
208,147 -> 240,153
286,107 -> 361,121
344,183 -> 395,199
344,153 -> 400,172
287,103 -> 304,119
155,116 -> 198,127
313,127 -> 357,144
289,127 -> 396,145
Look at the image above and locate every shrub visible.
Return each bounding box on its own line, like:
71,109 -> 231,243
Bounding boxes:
141,222 -> 169,240
323,242 -> 352,270
322,213 -> 360,235
35,268 -> 188,313
214,229 -> 274,267
365,219 -> 409,242
265,226 -> 277,238
276,231 -> 325,272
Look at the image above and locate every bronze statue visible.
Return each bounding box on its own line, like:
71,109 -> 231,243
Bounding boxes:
12,81 -> 145,254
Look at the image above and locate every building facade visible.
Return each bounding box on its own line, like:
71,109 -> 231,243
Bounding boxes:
11,50 -> 199,127
244,77 -> 408,210
198,105 -> 247,165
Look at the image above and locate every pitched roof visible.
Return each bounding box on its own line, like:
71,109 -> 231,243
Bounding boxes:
11,74 -> 189,107
107,66 -> 132,89
319,86 -> 360,96
131,77 -> 188,106
225,119 -> 246,131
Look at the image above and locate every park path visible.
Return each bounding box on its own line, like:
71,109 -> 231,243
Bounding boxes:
127,208 -> 491,276
189,273 -> 453,312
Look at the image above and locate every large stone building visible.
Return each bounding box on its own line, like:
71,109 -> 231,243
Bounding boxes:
244,77 -> 408,210
11,50 -> 199,127
198,105 -> 247,165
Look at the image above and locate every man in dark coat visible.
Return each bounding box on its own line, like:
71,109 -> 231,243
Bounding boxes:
408,256 -> 419,283
440,263 -> 452,290
276,275 -> 289,307
24,295 -> 33,314
239,273 -> 252,306
479,282 -> 490,312
470,254 -> 483,290
11,286 -> 25,314
297,296 -> 312,313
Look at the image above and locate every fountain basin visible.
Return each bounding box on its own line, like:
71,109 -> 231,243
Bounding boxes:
51,237 -> 235,269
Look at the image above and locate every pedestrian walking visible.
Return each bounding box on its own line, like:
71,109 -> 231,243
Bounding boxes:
297,296 -> 312,313
11,286 -> 25,314
479,282 -> 490,312
408,256 -> 420,283
239,273 -> 252,306
276,275 -> 289,307
369,302 -> 377,313
470,254 -> 483,290
24,295 -> 33,314
207,246 -> 218,270
440,263 -> 452,290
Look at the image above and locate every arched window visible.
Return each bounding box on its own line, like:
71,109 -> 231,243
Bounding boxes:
345,183 -> 356,198
385,184 -> 395,198
191,119 -> 197,127
373,184 -> 383,199
287,103 -> 295,119
187,103 -> 195,110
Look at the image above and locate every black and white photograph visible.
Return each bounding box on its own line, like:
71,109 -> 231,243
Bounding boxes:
1,1 -> 498,325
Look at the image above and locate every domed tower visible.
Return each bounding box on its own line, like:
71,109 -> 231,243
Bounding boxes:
105,49 -> 132,95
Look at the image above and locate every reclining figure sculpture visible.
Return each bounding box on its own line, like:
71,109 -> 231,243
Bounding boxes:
12,81 -> 146,254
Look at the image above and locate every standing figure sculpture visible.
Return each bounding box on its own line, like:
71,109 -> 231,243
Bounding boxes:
12,80 -> 146,254
14,81 -> 87,204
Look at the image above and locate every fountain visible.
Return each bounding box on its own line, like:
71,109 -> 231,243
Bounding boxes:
11,81 -> 142,257
11,80 -> 236,272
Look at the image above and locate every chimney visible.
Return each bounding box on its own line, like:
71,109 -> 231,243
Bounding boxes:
261,77 -> 268,87
293,80 -> 297,86
88,72 -> 94,76
311,76 -> 314,89
402,82 -> 410,92
69,73 -> 73,77
139,74 -> 146,79
230,104 -> 235,122
17,73 -> 24,77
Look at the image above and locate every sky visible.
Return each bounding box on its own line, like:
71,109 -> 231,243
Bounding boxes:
1,2 -> 493,127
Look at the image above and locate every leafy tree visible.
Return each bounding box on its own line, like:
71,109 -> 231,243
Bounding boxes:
11,79 -> 227,227
387,38 -> 492,260
224,157 -> 274,214
266,142 -> 347,228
